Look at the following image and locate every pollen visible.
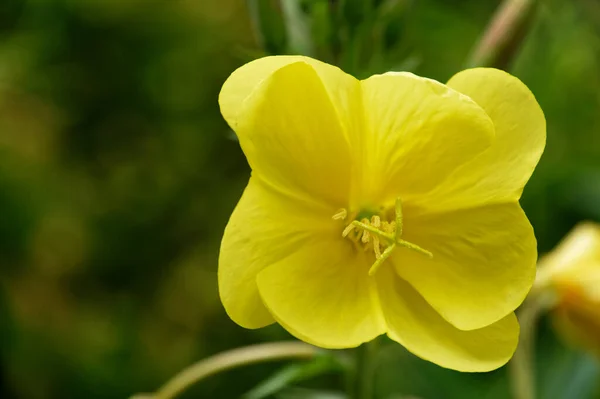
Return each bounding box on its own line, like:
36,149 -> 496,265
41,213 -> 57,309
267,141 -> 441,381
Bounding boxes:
336,198 -> 433,276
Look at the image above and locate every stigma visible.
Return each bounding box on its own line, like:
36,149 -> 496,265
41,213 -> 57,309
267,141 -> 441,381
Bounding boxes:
333,198 -> 432,276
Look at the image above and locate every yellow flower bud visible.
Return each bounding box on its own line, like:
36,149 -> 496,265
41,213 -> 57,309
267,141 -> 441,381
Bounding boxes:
536,223 -> 600,355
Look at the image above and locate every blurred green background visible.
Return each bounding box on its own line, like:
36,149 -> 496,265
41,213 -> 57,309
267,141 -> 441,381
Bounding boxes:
1,0 -> 599,398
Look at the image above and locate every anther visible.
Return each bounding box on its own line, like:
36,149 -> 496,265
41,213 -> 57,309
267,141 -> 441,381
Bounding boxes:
360,218 -> 370,244
387,221 -> 396,234
373,235 -> 381,258
332,208 -> 347,220
371,215 -> 381,228
361,230 -> 370,244
342,223 -> 355,238
371,215 -> 382,258
395,198 -> 403,236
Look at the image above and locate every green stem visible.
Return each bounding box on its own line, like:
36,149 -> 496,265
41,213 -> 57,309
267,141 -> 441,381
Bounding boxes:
509,289 -> 557,399
246,0 -> 265,49
466,0 -> 538,69
352,339 -> 379,399
130,341 -> 318,399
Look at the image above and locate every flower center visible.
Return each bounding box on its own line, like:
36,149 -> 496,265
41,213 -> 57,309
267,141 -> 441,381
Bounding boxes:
333,198 -> 433,276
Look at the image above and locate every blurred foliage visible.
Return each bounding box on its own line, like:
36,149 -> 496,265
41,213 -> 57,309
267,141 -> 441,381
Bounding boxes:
0,0 -> 599,398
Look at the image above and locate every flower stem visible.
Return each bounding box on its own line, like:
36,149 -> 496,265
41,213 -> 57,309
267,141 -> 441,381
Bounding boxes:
130,341 -> 318,399
351,339 -> 379,399
466,0 -> 538,69
509,289 -> 556,399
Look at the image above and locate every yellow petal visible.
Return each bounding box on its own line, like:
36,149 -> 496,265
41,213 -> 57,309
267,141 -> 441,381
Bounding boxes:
220,56 -> 360,132
220,56 -> 306,126
256,239 -> 386,349
376,267 -> 520,372
219,177 -> 333,329
219,56 -> 361,207
424,68 -> 545,211
358,72 -> 495,207
395,202 -> 536,331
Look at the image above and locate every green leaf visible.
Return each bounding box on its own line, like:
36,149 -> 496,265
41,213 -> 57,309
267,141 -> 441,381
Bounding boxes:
309,1 -> 334,62
243,354 -> 344,399
247,0 -> 287,54
276,387 -> 347,399
280,0 -> 314,56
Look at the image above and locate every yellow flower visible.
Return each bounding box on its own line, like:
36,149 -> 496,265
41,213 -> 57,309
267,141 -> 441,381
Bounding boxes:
536,223 -> 600,355
218,56 -> 545,372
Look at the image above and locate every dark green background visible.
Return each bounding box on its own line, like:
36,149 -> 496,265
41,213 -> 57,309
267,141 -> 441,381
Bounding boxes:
0,0 -> 599,398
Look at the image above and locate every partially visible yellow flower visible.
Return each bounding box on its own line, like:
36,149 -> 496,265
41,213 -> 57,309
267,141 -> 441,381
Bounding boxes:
536,223 -> 600,355
218,56 -> 545,372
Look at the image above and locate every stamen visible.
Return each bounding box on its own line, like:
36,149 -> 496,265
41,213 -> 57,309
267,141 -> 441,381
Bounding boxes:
371,215 -> 381,228
342,223 -> 355,237
382,221 -> 395,234
341,198 -> 433,276
373,235 -> 381,259
332,208 -> 347,220
395,198 -> 403,237
360,218 -> 371,244
370,215 -> 382,257
361,230 -> 370,244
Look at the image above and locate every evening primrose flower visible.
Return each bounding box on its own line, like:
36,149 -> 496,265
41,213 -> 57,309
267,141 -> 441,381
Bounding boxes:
218,56 -> 545,372
536,223 -> 600,355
